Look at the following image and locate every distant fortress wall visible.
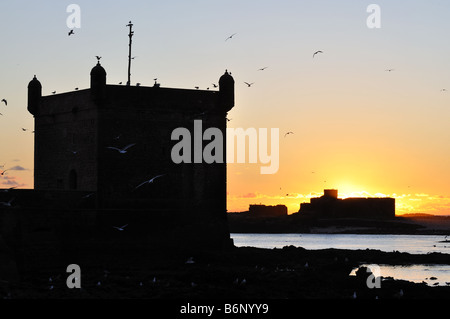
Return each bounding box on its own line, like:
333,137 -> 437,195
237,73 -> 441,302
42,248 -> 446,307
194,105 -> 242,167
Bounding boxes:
299,190 -> 395,219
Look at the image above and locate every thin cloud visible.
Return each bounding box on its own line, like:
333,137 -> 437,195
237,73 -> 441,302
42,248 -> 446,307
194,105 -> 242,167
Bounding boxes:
1,175 -> 15,180
8,165 -> 29,171
241,192 -> 257,198
0,175 -> 26,188
1,179 -> 23,187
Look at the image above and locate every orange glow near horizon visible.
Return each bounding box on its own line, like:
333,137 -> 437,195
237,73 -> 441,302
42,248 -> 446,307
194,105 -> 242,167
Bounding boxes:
226,187 -> 450,216
226,158 -> 450,216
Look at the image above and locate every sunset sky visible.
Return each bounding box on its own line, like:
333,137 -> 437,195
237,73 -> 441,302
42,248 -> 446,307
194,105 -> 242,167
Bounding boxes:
0,1 -> 449,215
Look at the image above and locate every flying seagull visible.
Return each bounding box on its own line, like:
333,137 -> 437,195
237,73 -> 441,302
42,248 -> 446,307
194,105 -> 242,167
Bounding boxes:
0,198 -> 14,207
0,169 -> 8,176
212,83 -> 218,88
284,131 -> 294,137
313,50 -> 323,58
82,193 -> 95,199
385,69 -> 395,72
1,99 -> 7,106
244,82 -> 254,87
135,174 -> 165,189
225,33 -> 237,41
106,143 -> 136,154
68,29 -> 74,36
113,224 -> 128,231
258,67 -> 268,71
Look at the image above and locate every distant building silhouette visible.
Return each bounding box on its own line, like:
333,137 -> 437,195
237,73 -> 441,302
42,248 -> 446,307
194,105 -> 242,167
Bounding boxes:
299,189 -> 395,219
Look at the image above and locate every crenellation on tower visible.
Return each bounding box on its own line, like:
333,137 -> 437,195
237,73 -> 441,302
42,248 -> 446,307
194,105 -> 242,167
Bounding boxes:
27,75 -> 42,116
218,70 -> 235,112
90,61 -> 107,104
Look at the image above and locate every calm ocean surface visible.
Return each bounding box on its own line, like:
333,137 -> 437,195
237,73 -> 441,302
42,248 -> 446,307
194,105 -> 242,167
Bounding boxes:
231,233 -> 450,254
231,233 -> 450,286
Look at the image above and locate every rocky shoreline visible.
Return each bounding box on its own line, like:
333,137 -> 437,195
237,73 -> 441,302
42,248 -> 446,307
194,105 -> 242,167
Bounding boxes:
228,213 -> 450,235
1,245 -> 449,300
1,214 -> 449,301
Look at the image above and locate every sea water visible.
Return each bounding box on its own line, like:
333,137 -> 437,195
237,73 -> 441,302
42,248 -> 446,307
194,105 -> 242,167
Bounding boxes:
231,233 -> 450,286
231,233 -> 450,254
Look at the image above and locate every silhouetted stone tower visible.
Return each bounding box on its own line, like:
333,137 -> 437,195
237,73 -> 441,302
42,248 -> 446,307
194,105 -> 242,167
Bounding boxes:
27,64 -> 235,250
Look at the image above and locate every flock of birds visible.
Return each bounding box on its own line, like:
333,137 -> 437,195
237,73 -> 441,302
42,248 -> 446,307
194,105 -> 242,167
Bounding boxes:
2,28 -> 447,193
0,33 -> 329,202
62,28 -> 450,92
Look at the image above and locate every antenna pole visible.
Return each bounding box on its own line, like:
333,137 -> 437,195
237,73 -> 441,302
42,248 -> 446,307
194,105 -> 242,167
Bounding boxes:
126,21 -> 134,86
